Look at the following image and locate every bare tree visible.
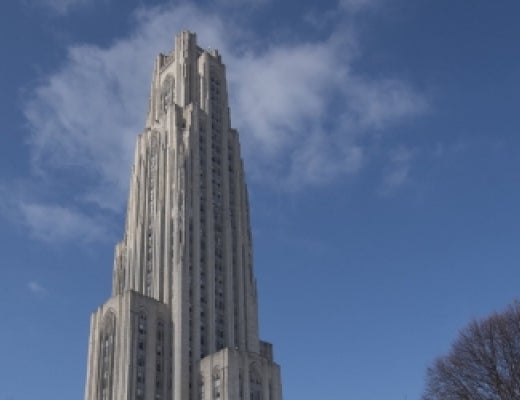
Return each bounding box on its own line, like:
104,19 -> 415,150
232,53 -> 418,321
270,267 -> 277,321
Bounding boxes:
423,301 -> 520,400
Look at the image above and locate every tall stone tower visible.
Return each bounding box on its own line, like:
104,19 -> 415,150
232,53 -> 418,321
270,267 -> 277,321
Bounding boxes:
84,31 -> 283,400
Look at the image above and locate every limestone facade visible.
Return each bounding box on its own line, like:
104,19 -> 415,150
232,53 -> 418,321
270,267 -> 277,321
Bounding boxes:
84,31 -> 282,400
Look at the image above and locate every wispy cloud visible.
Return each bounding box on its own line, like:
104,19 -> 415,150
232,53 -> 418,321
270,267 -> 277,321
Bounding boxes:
19,202 -> 112,243
17,2 -> 426,241
33,0 -> 90,15
214,0 -> 269,7
229,33 -> 426,187
28,281 -> 47,295
0,183 -> 113,244
339,0 -> 382,13
379,147 -> 415,194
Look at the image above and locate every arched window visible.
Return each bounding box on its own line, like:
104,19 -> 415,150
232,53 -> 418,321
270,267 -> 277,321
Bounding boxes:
161,75 -> 175,113
136,312 -> 147,400
99,311 -> 116,400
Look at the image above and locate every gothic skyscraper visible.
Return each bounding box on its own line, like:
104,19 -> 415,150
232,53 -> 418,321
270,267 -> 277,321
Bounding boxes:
84,31 -> 283,400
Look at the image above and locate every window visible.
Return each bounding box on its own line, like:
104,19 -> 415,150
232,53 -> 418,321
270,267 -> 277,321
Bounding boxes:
212,371 -> 221,400
136,312 -> 147,400
249,365 -> 262,400
200,376 -> 205,400
239,370 -> 244,400
99,312 -> 116,400
155,320 -> 164,399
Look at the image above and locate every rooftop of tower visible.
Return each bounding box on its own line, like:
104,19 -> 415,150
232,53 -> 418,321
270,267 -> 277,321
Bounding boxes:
156,31 -> 223,72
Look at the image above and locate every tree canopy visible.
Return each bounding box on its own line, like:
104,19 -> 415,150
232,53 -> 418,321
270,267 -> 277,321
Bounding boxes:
423,302 -> 520,400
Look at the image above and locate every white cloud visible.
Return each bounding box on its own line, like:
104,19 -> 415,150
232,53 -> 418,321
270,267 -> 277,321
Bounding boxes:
229,40 -> 346,157
19,2 -> 426,241
19,202 -> 111,243
28,281 -> 47,295
228,34 -> 425,187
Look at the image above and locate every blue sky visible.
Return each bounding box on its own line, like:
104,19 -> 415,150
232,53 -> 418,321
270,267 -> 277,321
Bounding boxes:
1,0 -> 520,399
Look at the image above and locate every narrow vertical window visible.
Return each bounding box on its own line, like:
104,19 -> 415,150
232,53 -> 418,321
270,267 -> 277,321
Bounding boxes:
155,320 -> 164,400
239,369 -> 244,400
213,370 -> 221,400
199,376 -> 205,400
249,365 -> 262,400
136,312 -> 147,400
99,311 -> 116,400
146,133 -> 159,297
161,75 -> 174,113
